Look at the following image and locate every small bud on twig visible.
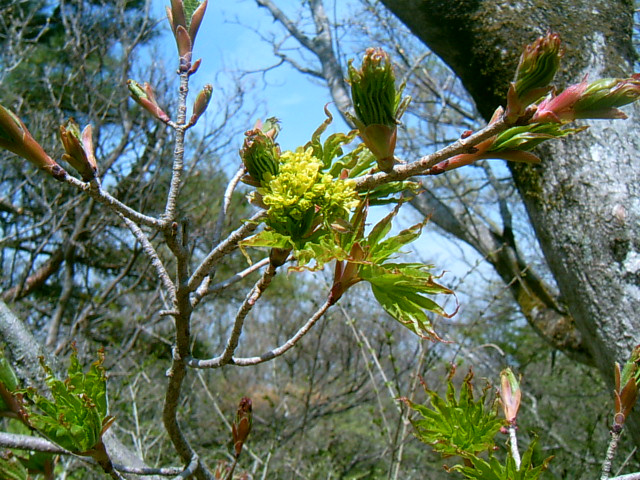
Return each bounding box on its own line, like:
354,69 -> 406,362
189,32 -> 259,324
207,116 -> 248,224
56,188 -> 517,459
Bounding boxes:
0,104 -> 66,180
59,119 -> 99,181
499,367 -> 521,425
127,80 -> 171,124
188,84 -> 212,127
231,397 -> 252,458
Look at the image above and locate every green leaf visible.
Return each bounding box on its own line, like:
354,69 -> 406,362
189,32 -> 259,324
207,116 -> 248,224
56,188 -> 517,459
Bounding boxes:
368,220 -> 425,264
0,451 -> 28,480
361,262 -> 453,340
489,123 -> 586,152
364,205 -> 397,249
304,107 -> 359,172
20,349 -> 111,454
405,369 -> 505,459
240,229 -> 294,252
0,351 -> 19,411
0,352 -> 19,391
452,439 -> 552,480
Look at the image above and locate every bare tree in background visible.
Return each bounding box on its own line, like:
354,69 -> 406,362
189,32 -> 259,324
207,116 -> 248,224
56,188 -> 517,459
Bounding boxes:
0,0 -> 639,479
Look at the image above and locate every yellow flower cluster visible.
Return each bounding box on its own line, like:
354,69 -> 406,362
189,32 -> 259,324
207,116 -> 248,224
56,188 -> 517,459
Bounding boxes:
260,148 -> 358,239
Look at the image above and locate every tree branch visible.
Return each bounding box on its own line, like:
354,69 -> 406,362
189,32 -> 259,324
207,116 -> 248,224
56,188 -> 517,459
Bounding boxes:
188,298 -> 333,368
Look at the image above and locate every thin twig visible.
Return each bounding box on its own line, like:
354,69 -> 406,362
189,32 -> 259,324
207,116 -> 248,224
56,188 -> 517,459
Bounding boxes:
114,464 -> 183,476
187,210 -> 267,292
212,165 -> 245,246
354,116 -> 509,191
391,345 -> 426,480
120,214 -> 177,302
172,454 -> 199,480
218,263 -> 278,365
609,474 -> 640,480
64,175 -> 163,229
0,432 -> 68,453
191,258 -> 270,308
162,72 -> 189,224
188,298 -> 333,368
508,425 -> 521,470
602,429 -> 623,480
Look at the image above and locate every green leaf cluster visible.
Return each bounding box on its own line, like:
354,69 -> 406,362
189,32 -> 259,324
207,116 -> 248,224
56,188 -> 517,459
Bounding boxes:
405,369 -> 504,457
450,439 -> 552,480
354,207 -> 454,340
405,369 -> 552,479
21,348 -> 113,454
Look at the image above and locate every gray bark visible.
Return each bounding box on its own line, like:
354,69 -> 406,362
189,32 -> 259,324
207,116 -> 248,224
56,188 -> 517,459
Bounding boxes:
380,0 -> 640,442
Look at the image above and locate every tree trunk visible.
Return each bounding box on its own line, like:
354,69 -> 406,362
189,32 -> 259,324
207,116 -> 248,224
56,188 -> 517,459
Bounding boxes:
381,0 -> 640,443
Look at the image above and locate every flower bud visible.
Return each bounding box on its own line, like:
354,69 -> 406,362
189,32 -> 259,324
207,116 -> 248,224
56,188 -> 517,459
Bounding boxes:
239,119 -> 281,185
348,48 -> 409,172
499,367 -> 521,425
188,84 -> 212,127
231,397 -> 252,458
127,80 -> 171,124
59,119 -> 98,181
0,105 -> 66,180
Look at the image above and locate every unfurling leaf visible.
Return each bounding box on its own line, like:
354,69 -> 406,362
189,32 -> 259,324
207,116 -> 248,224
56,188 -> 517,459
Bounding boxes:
189,84 -> 212,126
403,368 -> 504,458
59,119 -> 99,181
127,80 -> 171,124
506,32 -> 562,120
167,0 -> 208,68
20,348 -> 112,455
348,47 -> 410,172
613,345 -> 640,429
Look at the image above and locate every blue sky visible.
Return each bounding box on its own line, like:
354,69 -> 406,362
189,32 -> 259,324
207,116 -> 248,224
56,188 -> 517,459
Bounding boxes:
152,0 -> 349,151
